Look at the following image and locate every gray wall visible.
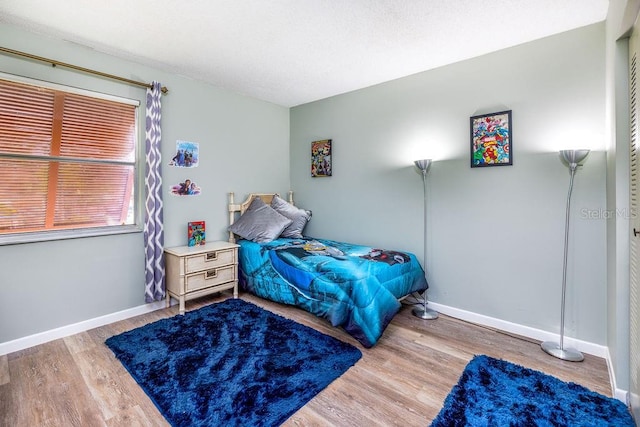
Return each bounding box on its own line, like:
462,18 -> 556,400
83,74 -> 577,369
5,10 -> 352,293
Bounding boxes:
0,22 -> 290,344
291,24 -> 607,345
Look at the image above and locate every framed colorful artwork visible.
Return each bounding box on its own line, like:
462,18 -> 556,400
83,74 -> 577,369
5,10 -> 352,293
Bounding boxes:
311,139 -> 332,177
187,221 -> 206,247
470,110 -> 512,168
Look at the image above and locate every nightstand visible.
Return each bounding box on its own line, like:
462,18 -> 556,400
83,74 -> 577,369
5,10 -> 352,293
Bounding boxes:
164,241 -> 240,313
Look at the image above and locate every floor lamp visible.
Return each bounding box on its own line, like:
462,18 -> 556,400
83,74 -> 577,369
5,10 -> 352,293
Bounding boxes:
413,159 -> 438,320
541,149 -> 589,362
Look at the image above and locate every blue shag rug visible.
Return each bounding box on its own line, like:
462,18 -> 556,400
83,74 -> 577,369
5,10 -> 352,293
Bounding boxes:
431,355 -> 635,426
105,298 -> 362,427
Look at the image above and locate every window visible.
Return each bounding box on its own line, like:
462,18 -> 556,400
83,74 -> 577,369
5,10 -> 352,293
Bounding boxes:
0,75 -> 139,242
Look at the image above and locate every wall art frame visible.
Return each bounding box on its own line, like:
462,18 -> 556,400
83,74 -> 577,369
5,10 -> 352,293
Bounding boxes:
311,139 -> 332,177
470,110 -> 512,168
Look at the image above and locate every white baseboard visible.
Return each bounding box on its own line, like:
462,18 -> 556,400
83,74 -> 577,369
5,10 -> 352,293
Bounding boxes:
0,299 -> 611,358
0,298 -> 629,404
428,301 -> 629,402
606,347 -> 631,404
0,300 -> 167,356
428,301 -> 608,358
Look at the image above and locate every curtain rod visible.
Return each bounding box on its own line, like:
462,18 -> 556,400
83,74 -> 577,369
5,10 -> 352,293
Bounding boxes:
0,46 -> 168,94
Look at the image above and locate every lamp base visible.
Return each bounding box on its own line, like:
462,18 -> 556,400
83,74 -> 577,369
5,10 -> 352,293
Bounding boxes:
541,341 -> 584,362
412,306 -> 439,320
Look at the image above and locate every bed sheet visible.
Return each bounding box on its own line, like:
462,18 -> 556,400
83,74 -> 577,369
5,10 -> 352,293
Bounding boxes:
238,237 -> 428,347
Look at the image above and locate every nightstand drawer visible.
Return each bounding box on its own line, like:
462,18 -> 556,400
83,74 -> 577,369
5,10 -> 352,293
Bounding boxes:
185,248 -> 236,274
185,264 -> 236,292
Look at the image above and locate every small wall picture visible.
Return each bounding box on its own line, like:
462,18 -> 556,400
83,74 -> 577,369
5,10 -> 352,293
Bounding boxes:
311,139 -> 332,177
170,178 -> 201,196
470,110 -> 512,168
188,221 -> 205,247
169,140 -> 199,168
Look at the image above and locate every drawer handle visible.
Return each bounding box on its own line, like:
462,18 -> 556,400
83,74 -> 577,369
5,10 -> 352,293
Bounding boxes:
206,252 -> 218,261
206,269 -> 218,279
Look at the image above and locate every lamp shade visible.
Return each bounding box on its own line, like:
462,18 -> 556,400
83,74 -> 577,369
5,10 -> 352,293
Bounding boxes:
560,149 -> 589,167
414,159 -> 432,172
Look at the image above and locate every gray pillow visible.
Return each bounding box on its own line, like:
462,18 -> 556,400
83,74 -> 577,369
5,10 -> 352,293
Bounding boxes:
271,195 -> 312,239
228,197 -> 292,243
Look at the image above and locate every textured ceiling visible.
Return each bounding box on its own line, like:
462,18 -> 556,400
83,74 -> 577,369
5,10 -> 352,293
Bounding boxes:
0,1 -> 609,107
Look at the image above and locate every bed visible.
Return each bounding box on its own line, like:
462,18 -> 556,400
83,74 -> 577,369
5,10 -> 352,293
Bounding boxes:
227,192 -> 428,348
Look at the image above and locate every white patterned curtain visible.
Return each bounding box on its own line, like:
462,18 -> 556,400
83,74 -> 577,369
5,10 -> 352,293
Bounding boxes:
144,81 -> 165,302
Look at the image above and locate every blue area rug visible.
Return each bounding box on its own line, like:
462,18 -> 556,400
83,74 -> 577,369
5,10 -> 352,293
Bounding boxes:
431,355 -> 635,426
105,298 -> 362,426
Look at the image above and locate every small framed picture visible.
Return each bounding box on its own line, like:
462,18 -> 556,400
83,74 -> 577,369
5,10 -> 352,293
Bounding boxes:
311,139 -> 332,177
187,221 -> 206,247
470,110 -> 512,168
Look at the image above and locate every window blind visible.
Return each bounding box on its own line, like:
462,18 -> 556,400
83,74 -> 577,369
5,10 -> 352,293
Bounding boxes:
0,77 -> 137,235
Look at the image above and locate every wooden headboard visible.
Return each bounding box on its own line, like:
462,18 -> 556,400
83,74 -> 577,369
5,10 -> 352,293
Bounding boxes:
228,191 -> 295,243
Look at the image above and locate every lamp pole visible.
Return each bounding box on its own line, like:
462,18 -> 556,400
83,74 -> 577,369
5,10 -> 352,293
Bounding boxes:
413,159 -> 438,320
541,149 -> 589,362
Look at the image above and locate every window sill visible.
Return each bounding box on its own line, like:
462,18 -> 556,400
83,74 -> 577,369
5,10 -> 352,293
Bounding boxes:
0,225 -> 143,246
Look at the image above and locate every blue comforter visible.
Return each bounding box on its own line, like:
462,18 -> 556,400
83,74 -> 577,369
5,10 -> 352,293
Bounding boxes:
238,237 -> 428,347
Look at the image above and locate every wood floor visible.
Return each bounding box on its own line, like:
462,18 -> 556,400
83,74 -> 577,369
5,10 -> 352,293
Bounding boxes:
0,291 -> 612,426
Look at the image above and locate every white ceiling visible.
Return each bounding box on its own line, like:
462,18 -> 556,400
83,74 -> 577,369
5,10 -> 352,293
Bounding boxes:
0,1 -> 609,107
